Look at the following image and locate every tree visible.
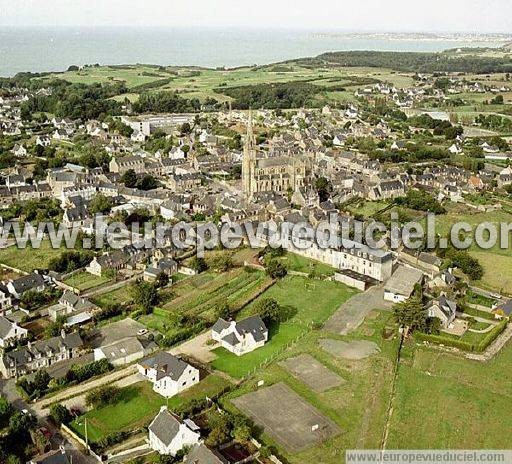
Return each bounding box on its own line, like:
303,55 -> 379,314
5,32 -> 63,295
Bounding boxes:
265,259 -> 287,279
210,253 -> 234,272
155,272 -> 170,288
85,385 -> 121,408
89,194 -> 114,214
137,174 -> 158,191
254,298 -> 282,324
189,257 -> 208,273
8,410 -> 36,436
315,177 -> 331,202
232,424 -> 251,442
393,297 -> 428,333
49,404 -> 71,426
0,396 -> 12,427
130,279 -> 158,313
121,169 -> 138,188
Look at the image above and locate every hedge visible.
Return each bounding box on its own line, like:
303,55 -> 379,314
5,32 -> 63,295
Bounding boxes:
476,320 -> 508,352
463,306 -> 496,321
414,332 -> 475,351
415,320 -> 508,353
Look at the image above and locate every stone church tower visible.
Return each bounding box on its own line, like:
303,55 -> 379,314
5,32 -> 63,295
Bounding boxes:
242,114 -> 256,199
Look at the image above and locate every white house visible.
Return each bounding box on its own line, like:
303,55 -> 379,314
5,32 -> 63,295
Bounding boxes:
426,295 -> 457,328
384,265 -> 424,303
36,135 -> 51,147
212,315 -> 268,356
148,407 -> 200,456
12,144 -> 27,157
448,143 -> 463,155
0,316 -> 28,348
138,351 -> 199,398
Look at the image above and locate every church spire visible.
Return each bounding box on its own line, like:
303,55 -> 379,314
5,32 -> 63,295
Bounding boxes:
242,111 -> 256,198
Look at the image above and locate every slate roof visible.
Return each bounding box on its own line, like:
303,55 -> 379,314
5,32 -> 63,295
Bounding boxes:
149,408 -> 181,446
139,351 -> 191,381
0,316 -> 16,339
10,273 -> 45,293
30,450 -> 70,464
185,443 -> 228,464
235,315 -> 267,343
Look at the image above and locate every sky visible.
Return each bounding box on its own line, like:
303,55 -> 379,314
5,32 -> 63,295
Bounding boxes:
0,0 -> 511,32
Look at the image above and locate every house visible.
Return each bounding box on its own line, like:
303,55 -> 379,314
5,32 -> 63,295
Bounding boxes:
184,443 -> 228,464
212,315 -> 268,356
94,336 -> 157,367
12,144 -> 28,157
143,258 -> 178,282
86,252 -> 127,276
0,331 -> 83,379
448,143 -> 463,155
148,406 -> 200,456
47,291 -> 97,326
0,283 -> 14,312
426,295 -> 457,328
0,315 -> 28,348
138,351 -> 200,398
492,299 -> 512,319
109,155 -> 145,175
7,273 -> 46,299
36,135 -> 51,147
384,266 -> 423,303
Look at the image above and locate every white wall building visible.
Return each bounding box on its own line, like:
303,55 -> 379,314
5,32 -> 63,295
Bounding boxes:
148,407 -> 200,456
138,352 -> 199,398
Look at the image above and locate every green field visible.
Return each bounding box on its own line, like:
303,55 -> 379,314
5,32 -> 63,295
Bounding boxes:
0,241 -> 67,272
278,253 -> 336,277
70,375 -> 229,443
63,271 -> 112,291
140,267 -> 272,337
387,342 -> 512,448
211,276 -> 357,378
222,309 -> 398,463
92,285 -> 134,308
433,206 -> 512,293
44,63 -> 419,105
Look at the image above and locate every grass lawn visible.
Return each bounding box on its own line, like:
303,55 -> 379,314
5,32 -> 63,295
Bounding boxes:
212,276 -> 356,378
432,207 -> 512,293
279,253 -> 336,277
211,323 -> 305,378
388,342 -> 512,448
63,271 -> 111,291
70,381 -> 165,443
222,310 -> 399,463
70,375 -> 230,443
240,276 -> 357,325
92,285 -> 133,308
0,240 -> 68,272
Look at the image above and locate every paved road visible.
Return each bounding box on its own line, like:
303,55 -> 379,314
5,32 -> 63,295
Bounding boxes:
324,285 -> 393,335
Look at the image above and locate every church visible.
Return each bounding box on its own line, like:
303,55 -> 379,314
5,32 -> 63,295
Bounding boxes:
242,117 -> 312,199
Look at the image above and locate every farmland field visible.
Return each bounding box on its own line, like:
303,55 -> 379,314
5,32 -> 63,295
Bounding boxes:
139,267 -> 273,337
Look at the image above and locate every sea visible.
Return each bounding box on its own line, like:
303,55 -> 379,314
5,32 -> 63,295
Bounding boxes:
0,27 -> 506,77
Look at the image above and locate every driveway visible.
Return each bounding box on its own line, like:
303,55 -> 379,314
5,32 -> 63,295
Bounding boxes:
170,330 -> 217,363
324,284 -> 393,335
